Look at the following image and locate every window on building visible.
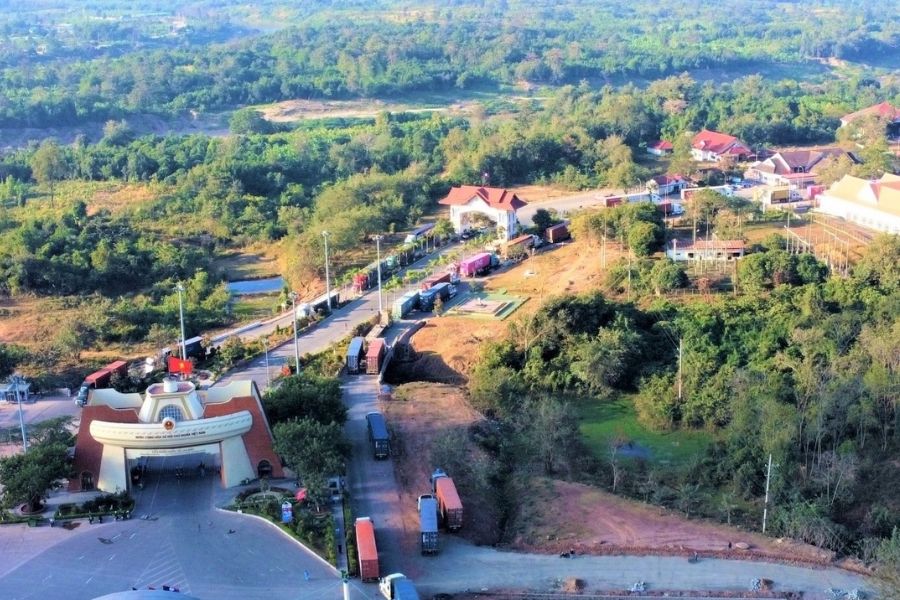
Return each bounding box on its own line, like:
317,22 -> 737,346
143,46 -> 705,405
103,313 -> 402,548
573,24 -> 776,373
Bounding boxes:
159,405 -> 185,422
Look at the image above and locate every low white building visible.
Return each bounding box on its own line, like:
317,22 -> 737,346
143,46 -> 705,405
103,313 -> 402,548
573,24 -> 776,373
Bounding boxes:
816,173 -> 900,234
666,239 -> 746,261
439,185 -> 527,241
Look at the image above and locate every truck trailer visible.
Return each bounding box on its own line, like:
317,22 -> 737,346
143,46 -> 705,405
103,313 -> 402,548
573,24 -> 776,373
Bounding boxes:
459,252 -> 496,277
391,291 -> 419,320
417,494 -> 439,554
366,339 -> 386,375
346,337 -> 366,374
355,517 -> 379,582
380,574 -> 420,600
544,222 -> 570,243
431,469 -> 463,531
75,360 -> 128,406
419,272 -> 451,291
366,412 -> 391,459
418,282 -> 456,312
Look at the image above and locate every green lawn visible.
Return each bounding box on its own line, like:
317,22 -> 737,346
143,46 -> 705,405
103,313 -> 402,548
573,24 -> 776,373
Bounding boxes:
231,293 -> 282,320
578,396 -> 713,467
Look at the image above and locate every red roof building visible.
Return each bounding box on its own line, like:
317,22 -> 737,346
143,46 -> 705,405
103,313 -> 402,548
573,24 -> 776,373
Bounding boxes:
840,102 -> 900,127
439,186 -> 527,211
647,140 -> 673,155
439,186 -> 528,241
691,130 -> 751,163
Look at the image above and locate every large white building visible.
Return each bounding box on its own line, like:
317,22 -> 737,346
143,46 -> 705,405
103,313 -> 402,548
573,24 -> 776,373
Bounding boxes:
816,173 -> 900,234
439,185 -> 527,241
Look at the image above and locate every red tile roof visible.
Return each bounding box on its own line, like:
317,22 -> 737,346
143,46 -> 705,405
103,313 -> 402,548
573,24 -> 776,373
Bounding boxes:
439,186 -> 527,211
652,174 -> 686,185
692,129 -> 750,156
841,101 -> 900,124
650,140 -> 673,151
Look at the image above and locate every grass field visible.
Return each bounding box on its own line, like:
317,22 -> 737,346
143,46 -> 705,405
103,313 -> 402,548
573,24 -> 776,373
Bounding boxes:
231,293 -> 283,320
578,396 -> 713,467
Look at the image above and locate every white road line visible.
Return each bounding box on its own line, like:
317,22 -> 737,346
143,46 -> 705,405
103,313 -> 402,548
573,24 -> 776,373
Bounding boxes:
129,532 -> 137,539
85,577 -> 93,584
108,554 -> 116,561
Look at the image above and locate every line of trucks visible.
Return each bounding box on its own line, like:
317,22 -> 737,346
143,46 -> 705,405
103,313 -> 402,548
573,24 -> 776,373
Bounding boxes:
346,337 -> 387,375
355,468 -> 464,599
75,360 -> 128,406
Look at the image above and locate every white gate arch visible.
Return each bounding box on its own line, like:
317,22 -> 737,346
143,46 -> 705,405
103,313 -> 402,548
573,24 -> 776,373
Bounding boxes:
439,186 -> 527,242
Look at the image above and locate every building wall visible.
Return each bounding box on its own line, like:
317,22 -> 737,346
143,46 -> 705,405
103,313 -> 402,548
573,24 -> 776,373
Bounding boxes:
203,396 -> 284,479
449,202 -> 518,241
816,196 -> 900,234
69,405 -> 140,492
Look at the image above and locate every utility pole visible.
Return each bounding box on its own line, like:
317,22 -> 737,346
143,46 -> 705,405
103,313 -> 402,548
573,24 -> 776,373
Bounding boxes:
762,453 -> 773,533
374,235 -> 384,316
262,337 -> 271,390
322,231 -> 332,311
677,338 -> 683,401
12,374 -> 27,453
289,292 -> 301,374
176,283 -> 187,361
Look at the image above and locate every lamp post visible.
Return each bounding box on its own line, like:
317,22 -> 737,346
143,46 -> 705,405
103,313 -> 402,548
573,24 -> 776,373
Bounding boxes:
374,235 -> 384,316
262,337 -> 271,389
289,292 -> 301,374
322,231 -> 332,311
175,283 -> 187,361
11,374 -> 27,453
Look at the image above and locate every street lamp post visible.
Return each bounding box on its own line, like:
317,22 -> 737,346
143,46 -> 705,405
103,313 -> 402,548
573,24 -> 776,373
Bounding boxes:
262,337 -> 271,389
175,283 -> 187,361
374,235 -> 384,316
322,231 -> 332,311
289,292 -> 301,374
11,374 -> 27,453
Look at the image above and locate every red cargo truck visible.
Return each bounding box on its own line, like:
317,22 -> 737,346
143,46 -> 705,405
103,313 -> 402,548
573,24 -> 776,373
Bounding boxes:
75,360 -> 128,406
366,339 -> 386,375
544,222 -> 570,243
420,272 -> 451,291
355,517 -> 379,582
431,469 -> 463,531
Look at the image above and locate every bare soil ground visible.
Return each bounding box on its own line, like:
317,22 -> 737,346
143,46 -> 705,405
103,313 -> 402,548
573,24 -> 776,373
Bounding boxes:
384,382 -> 501,546
508,184 -> 627,204
507,478 -> 834,564
257,98 -> 447,122
0,296 -> 65,346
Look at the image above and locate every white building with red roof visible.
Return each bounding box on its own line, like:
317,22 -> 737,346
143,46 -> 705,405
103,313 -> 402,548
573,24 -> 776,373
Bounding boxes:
816,173 -> 900,234
439,185 -> 527,241
647,140 -> 673,156
839,101 -> 900,128
691,129 -> 751,163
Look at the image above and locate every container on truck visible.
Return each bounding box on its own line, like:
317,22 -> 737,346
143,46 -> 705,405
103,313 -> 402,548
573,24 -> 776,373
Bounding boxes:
419,272 -> 451,291
355,517 -> 380,582
544,222 -> 570,243
601,196 -> 623,207
418,282 -> 456,311
391,291 -> 419,320
431,469 -> 463,531
353,272 -> 370,292
75,360 -> 128,406
346,337 -> 366,373
502,234 -> 537,259
366,412 -> 390,459
459,252 -> 493,277
379,574 -> 420,600
417,494 -> 439,554
366,339 -> 386,375
404,223 -> 435,245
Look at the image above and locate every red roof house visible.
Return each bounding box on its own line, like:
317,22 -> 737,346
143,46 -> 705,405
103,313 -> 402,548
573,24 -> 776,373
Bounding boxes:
691,130 -> 751,162
840,102 -> 900,127
647,140 -> 674,156
439,186 -> 528,241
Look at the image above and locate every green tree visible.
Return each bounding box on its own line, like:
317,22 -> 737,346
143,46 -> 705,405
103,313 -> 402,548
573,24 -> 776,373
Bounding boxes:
874,527 -> 900,598
0,442 -> 69,512
263,373 -> 346,426
229,108 -> 273,135
649,259 -> 688,296
274,418 -> 349,482
29,140 -> 67,207
627,221 -> 658,257
532,208 -> 555,232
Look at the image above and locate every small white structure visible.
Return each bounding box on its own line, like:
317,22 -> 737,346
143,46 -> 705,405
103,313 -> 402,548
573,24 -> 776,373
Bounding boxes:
667,239 -> 746,261
439,185 -> 527,242
647,140 -> 673,156
816,173 -> 900,234
0,379 -> 29,403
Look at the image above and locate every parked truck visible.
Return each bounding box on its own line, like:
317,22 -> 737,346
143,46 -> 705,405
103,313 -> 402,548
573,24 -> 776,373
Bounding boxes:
346,337 -> 366,374
391,291 -> 419,320
75,360 -> 128,406
502,233 -> 538,259
431,469 -> 463,531
418,282 -> 456,311
544,222 -> 571,243
366,412 -> 391,459
419,272 -> 451,291
459,252 -> 499,277
417,494 -> 439,554
379,574 -> 420,600
366,339 -> 386,375
355,517 -> 379,582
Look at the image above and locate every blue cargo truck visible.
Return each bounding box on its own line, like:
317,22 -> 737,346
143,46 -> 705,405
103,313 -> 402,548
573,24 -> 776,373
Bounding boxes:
366,411 -> 391,459
417,494 -> 439,554
346,336 -> 366,373
418,282 -> 456,311
391,291 -> 419,320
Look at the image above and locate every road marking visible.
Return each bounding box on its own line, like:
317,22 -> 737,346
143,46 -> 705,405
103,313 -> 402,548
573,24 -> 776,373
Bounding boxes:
78,555 -> 85,560
85,577 -> 93,584
109,554 -> 116,561
42,574 -> 52,582
130,532 -> 137,539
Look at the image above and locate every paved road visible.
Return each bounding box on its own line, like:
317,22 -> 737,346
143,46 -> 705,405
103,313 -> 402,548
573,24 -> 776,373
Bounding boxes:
517,189 -> 613,225
339,372 -> 871,600
0,456 -> 345,600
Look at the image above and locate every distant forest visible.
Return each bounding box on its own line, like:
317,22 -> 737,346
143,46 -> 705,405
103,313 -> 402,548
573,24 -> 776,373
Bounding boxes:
0,0 -> 897,127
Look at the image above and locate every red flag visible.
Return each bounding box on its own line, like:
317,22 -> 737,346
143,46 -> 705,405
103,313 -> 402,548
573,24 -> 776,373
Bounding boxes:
167,357 -> 193,374
295,488 -> 307,502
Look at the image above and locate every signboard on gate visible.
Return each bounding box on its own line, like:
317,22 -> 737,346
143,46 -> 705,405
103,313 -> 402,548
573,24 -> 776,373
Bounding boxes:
281,501 -> 293,524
